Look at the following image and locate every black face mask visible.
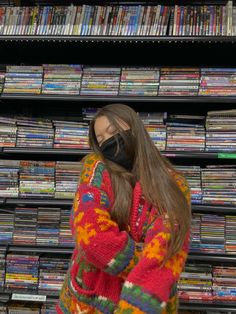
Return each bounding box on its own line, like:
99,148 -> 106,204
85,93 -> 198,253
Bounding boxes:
100,130 -> 134,171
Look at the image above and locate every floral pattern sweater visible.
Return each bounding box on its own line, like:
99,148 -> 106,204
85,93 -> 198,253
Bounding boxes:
56,153 -> 191,314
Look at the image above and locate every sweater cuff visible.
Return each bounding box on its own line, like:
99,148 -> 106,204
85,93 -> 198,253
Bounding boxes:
116,282 -> 179,314
105,238 -> 142,278
115,282 -> 166,314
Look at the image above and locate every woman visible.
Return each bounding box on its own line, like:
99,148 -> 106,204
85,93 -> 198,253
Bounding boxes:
57,104 -> 191,314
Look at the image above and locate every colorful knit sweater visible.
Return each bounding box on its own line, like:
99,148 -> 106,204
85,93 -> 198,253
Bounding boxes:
57,153 -> 191,314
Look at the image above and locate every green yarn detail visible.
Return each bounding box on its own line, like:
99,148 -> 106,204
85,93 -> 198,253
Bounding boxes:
132,286 -> 142,297
121,309 -> 134,314
141,293 -> 151,302
170,283 -> 177,297
166,296 -> 178,314
91,162 -> 105,188
106,237 -> 134,275
122,284 -> 163,309
58,301 -> 71,314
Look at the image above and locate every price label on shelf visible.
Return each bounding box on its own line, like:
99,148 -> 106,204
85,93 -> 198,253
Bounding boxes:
12,293 -> 46,302
218,153 -> 236,159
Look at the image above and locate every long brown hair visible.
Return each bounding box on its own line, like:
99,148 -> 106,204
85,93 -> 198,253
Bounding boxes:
89,104 -> 191,262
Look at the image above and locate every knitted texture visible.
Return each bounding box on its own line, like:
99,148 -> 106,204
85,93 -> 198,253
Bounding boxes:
57,153 -> 190,314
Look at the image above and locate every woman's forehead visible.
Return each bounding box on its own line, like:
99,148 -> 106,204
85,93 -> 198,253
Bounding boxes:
94,115 -> 129,135
94,116 -> 110,134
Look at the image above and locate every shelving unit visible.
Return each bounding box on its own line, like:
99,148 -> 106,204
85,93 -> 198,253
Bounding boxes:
1,244 -> 236,263
0,0 -> 236,312
2,35 -> 236,42
1,290 -> 236,311
0,147 -> 235,159
3,93 -> 236,103
179,302 -> 236,312
1,197 -> 236,211
3,289 -> 236,314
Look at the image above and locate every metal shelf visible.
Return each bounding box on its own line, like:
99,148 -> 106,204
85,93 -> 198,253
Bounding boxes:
179,301 -> 236,312
14,0 -> 236,6
3,147 -> 91,156
2,242 -> 236,262
0,289 -> 59,303
1,291 -> 236,310
162,151 -> 236,159
0,35 -> 236,43
7,244 -> 73,254
15,0 -> 236,5
2,148 -> 236,159
2,93 -> 236,103
192,204 -> 236,213
188,253 -> 236,263
1,290 -> 236,310
4,198 -> 72,206
1,197 -> 236,212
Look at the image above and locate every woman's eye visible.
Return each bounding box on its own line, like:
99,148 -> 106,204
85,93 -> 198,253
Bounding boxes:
97,137 -> 103,146
108,125 -> 117,134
